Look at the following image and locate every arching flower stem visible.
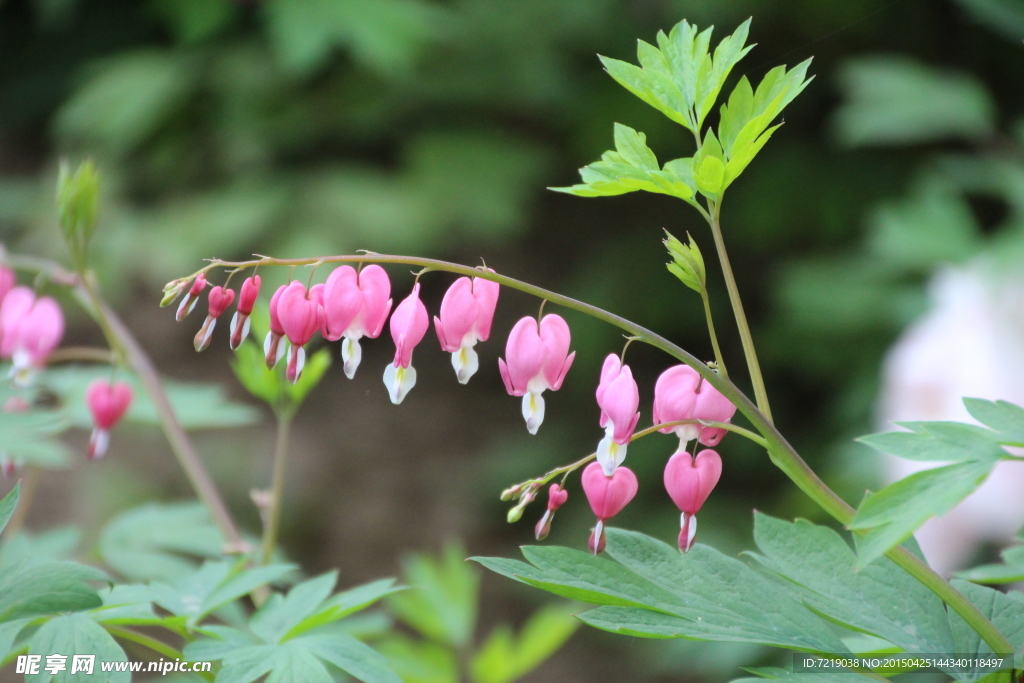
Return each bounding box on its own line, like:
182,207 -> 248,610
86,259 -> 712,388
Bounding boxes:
190,252 -> 1012,654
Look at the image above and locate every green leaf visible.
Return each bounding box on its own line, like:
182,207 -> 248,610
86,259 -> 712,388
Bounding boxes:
299,633 -> 403,683
0,410 -> 74,469
0,617 -> 30,661
731,667 -> 881,683
851,460 -> 997,567
470,604 -> 578,683
378,635 -> 457,683
476,530 -> 848,654
152,559 -> 296,625
857,421 -> 1006,463
0,561 -> 106,623
551,124 -> 693,203
664,230 -> 706,293
963,398 -> 1024,445
388,544 -> 478,649
27,614 -> 129,683
866,175 -> 980,269
285,578 -> 401,640
251,571 -> 337,643
750,514 -> 954,654
694,155 -> 725,195
947,580 -> 1024,681
286,348 -> 331,406
0,526 -> 81,568
98,502 -> 227,582
0,483 -> 19,536
834,57 -> 995,147
232,339 -> 282,406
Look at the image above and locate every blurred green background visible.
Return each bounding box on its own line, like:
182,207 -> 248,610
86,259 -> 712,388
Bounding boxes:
2,0 -> 1024,680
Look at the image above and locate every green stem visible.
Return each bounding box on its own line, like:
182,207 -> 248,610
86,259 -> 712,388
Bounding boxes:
2,255 -> 244,550
261,411 -> 293,566
699,289 -> 727,378
516,419 -> 765,490
707,204 -> 772,422
194,252 -> 1011,654
105,626 -> 214,682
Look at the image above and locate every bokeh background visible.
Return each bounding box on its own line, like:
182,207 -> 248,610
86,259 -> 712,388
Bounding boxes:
3,0 -> 1024,680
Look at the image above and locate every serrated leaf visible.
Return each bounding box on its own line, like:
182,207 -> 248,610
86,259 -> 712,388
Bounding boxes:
947,580 -> 1024,682
388,544 -> 477,649
851,460 -> 996,567
378,635 -> 457,683
695,155 -> 725,195
602,530 -> 847,653
152,559 -> 296,625
0,561 -> 106,623
857,421 -> 1006,463
834,57 -> 994,146
286,578 -> 401,640
963,398 -> 1024,445
750,514 -> 954,654
27,614 -> 129,683
251,571 -> 337,643
476,530 -> 847,654
98,502 -> 226,582
470,604 -> 578,683
298,633 -> 403,683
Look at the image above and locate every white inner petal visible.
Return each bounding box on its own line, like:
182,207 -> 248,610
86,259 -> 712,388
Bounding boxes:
383,363 -> 417,404
596,424 -> 627,476
522,391 -> 546,435
452,345 -> 479,384
342,337 -> 363,379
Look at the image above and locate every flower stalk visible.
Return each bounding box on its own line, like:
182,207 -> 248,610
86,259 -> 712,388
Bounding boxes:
189,251 -> 1012,654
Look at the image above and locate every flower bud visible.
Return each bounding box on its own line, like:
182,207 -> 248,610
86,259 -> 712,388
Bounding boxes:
176,274 -> 208,322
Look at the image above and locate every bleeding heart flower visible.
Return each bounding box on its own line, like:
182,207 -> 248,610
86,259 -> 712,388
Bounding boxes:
581,461 -> 638,554
653,365 -> 736,449
383,283 -> 429,404
498,314 -> 575,435
664,449 -> 722,552
322,265 -> 392,379
1,289 -> 64,386
229,275 -> 261,350
595,354 -> 641,475
535,483 -> 569,541
264,284 -> 289,369
277,282 -> 323,384
176,273 -> 208,322
85,380 -> 134,460
194,286 -> 236,352
434,275 -> 500,384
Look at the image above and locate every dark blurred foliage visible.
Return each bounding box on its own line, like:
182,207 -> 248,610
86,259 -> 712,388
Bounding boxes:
2,0 -> 1023,680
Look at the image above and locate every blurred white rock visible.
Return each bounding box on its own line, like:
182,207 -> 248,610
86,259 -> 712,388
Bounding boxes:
877,263 -> 1024,576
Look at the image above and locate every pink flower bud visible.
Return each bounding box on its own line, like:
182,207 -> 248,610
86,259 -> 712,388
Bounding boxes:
664,449 -> 722,552
230,275 -> 261,350
194,286 -> 236,352
652,365 -> 736,449
176,273 -> 208,322
322,265 -> 393,379
85,379 -> 133,460
547,483 -> 568,511
277,282 -> 323,384
383,283 -> 428,404
498,314 -> 575,434
595,354 -> 641,475
264,284 -> 288,369
434,275 -> 499,384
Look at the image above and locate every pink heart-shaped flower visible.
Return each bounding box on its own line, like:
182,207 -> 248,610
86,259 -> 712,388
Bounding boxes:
664,449 -> 722,514
581,461 -> 638,521
547,484 -> 569,511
